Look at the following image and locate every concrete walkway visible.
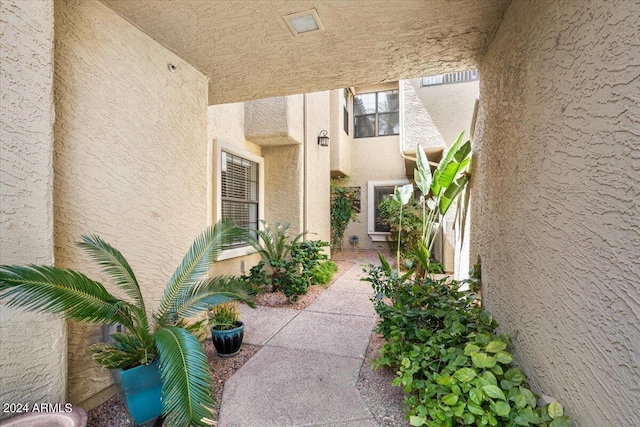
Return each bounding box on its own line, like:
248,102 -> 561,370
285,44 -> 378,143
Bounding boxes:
218,254 -> 381,427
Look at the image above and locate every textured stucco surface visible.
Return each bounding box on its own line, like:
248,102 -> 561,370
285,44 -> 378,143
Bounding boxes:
472,0 -> 640,425
410,78 -> 479,146
245,95 -> 304,146
401,80 -> 446,151
54,0 -> 209,407
329,89 -> 351,178
100,0 -> 510,104
263,145 -> 304,236
303,91 -> 331,244
0,0 -> 67,411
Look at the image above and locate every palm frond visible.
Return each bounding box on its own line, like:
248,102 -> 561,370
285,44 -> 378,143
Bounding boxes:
154,326 -> 215,427
174,276 -> 255,319
157,221 -> 241,322
77,235 -> 146,314
0,265 -> 135,328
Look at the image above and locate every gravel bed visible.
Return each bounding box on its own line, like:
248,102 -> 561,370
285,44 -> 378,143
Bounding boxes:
358,332 -> 411,427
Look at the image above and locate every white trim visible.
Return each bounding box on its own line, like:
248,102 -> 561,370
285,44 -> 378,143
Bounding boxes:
212,140 -> 265,260
367,179 -> 410,237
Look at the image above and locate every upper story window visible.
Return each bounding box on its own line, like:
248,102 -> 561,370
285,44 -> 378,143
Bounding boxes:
421,70 -> 478,87
343,89 -> 349,135
221,150 -> 259,247
353,90 -> 399,138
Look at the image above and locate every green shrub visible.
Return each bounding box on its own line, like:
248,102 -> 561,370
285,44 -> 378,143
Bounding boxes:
330,185 -> 359,250
378,197 -> 424,266
311,260 -> 338,286
363,264 -> 572,427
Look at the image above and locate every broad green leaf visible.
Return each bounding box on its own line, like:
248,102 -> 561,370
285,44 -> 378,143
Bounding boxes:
470,387 -> 483,405
491,364 -> 504,376
548,402 -> 564,418
513,415 -> 530,426
500,379 -> 515,391
482,371 -> 498,386
550,416 -> 573,427
482,385 -> 506,400
439,174 -> 470,215
437,375 -> 456,386
409,415 -> 426,426
462,413 -> 475,425
514,393 -> 528,408
471,352 -> 488,368
467,401 -> 484,415
431,132 -> 466,196
454,368 -> 477,383
453,403 -> 465,417
520,387 -> 537,407
494,401 -> 511,417
494,351 -> 514,364
504,368 -> 525,384
464,344 -> 480,356
394,184 -> 413,206
442,393 -> 459,406
486,340 -> 507,353
487,411 -> 498,426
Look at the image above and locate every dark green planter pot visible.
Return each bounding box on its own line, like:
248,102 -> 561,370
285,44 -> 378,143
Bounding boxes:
211,321 -> 244,357
117,360 -> 163,425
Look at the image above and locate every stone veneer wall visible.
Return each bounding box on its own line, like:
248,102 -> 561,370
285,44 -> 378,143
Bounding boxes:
0,0 -> 67,412
54,0 -> 209,408
472,0 -> 640,425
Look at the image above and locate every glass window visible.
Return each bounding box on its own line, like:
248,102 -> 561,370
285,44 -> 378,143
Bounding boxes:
353,90 -> 399,138
343,89 -> 349,135
373,186 -> 395,232
221,151 -> 259,246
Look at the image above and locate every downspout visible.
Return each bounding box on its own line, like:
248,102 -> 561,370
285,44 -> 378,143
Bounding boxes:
303,93 -> 308,241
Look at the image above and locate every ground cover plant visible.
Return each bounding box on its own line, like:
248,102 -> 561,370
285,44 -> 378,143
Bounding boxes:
364,261 -> 572,427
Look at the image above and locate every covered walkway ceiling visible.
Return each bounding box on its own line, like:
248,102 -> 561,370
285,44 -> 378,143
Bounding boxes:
101,0 -> 509,105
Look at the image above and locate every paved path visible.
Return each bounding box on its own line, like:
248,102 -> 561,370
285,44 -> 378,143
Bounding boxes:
218,254 -> 381,427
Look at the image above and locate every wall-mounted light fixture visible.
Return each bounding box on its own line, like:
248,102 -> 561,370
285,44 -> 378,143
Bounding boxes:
317,130 -> 329,147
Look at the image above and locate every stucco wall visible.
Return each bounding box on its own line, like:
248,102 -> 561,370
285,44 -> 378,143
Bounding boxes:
401,80 -> 446,151
0,0 -> 67,412
54,0 -> 209,407
245,95 -> 304,146
473,0 -> 640,425
304,91 -> 331,243
207,102 -> 262,276
329,89 -> 351,178
263,145 -> 304,235
410,78 -> 478,146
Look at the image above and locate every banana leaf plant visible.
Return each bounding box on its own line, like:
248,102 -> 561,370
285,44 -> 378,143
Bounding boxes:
0,220 -> 255,427
414,131 -> 472,274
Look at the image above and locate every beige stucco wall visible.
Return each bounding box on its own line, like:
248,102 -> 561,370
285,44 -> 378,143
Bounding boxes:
473,0 -> 640,425
263,145 -> 304,235
303,91 -> 331,243
54,0 -> 209,408
245,95 -> 304,146
401,80 -> 446,151
410,78 -> 478,146
329,89 -> 351,178
207,102 -> 262,276
0,0 -> 67,412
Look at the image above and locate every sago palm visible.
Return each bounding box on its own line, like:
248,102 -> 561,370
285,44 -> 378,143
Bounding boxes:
0,220 -> 254,427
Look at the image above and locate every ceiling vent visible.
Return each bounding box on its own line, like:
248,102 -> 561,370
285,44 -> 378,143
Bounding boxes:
283,9 -> 325,36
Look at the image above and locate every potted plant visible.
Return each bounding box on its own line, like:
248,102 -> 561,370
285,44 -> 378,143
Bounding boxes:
209,301 -> 244,357
0,220 -> 254,427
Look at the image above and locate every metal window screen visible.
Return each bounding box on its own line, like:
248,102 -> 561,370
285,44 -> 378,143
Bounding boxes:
221,151 -> 259,246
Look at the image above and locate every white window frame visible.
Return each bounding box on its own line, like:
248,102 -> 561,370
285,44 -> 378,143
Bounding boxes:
209,140 -> 265,261
367,179 -> 409,242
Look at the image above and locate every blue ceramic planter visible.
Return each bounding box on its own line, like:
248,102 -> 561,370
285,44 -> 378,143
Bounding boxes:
211,321 -> 244,357
117,360 -> 163,425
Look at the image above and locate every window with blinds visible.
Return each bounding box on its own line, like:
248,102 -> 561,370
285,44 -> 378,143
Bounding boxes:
221,151 -> 259,246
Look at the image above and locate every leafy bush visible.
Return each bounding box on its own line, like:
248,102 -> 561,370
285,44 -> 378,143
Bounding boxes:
363,263 -> 572,427
378,196 -> 425,265
311,260 -> 338,286
330,185 -> 359,250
